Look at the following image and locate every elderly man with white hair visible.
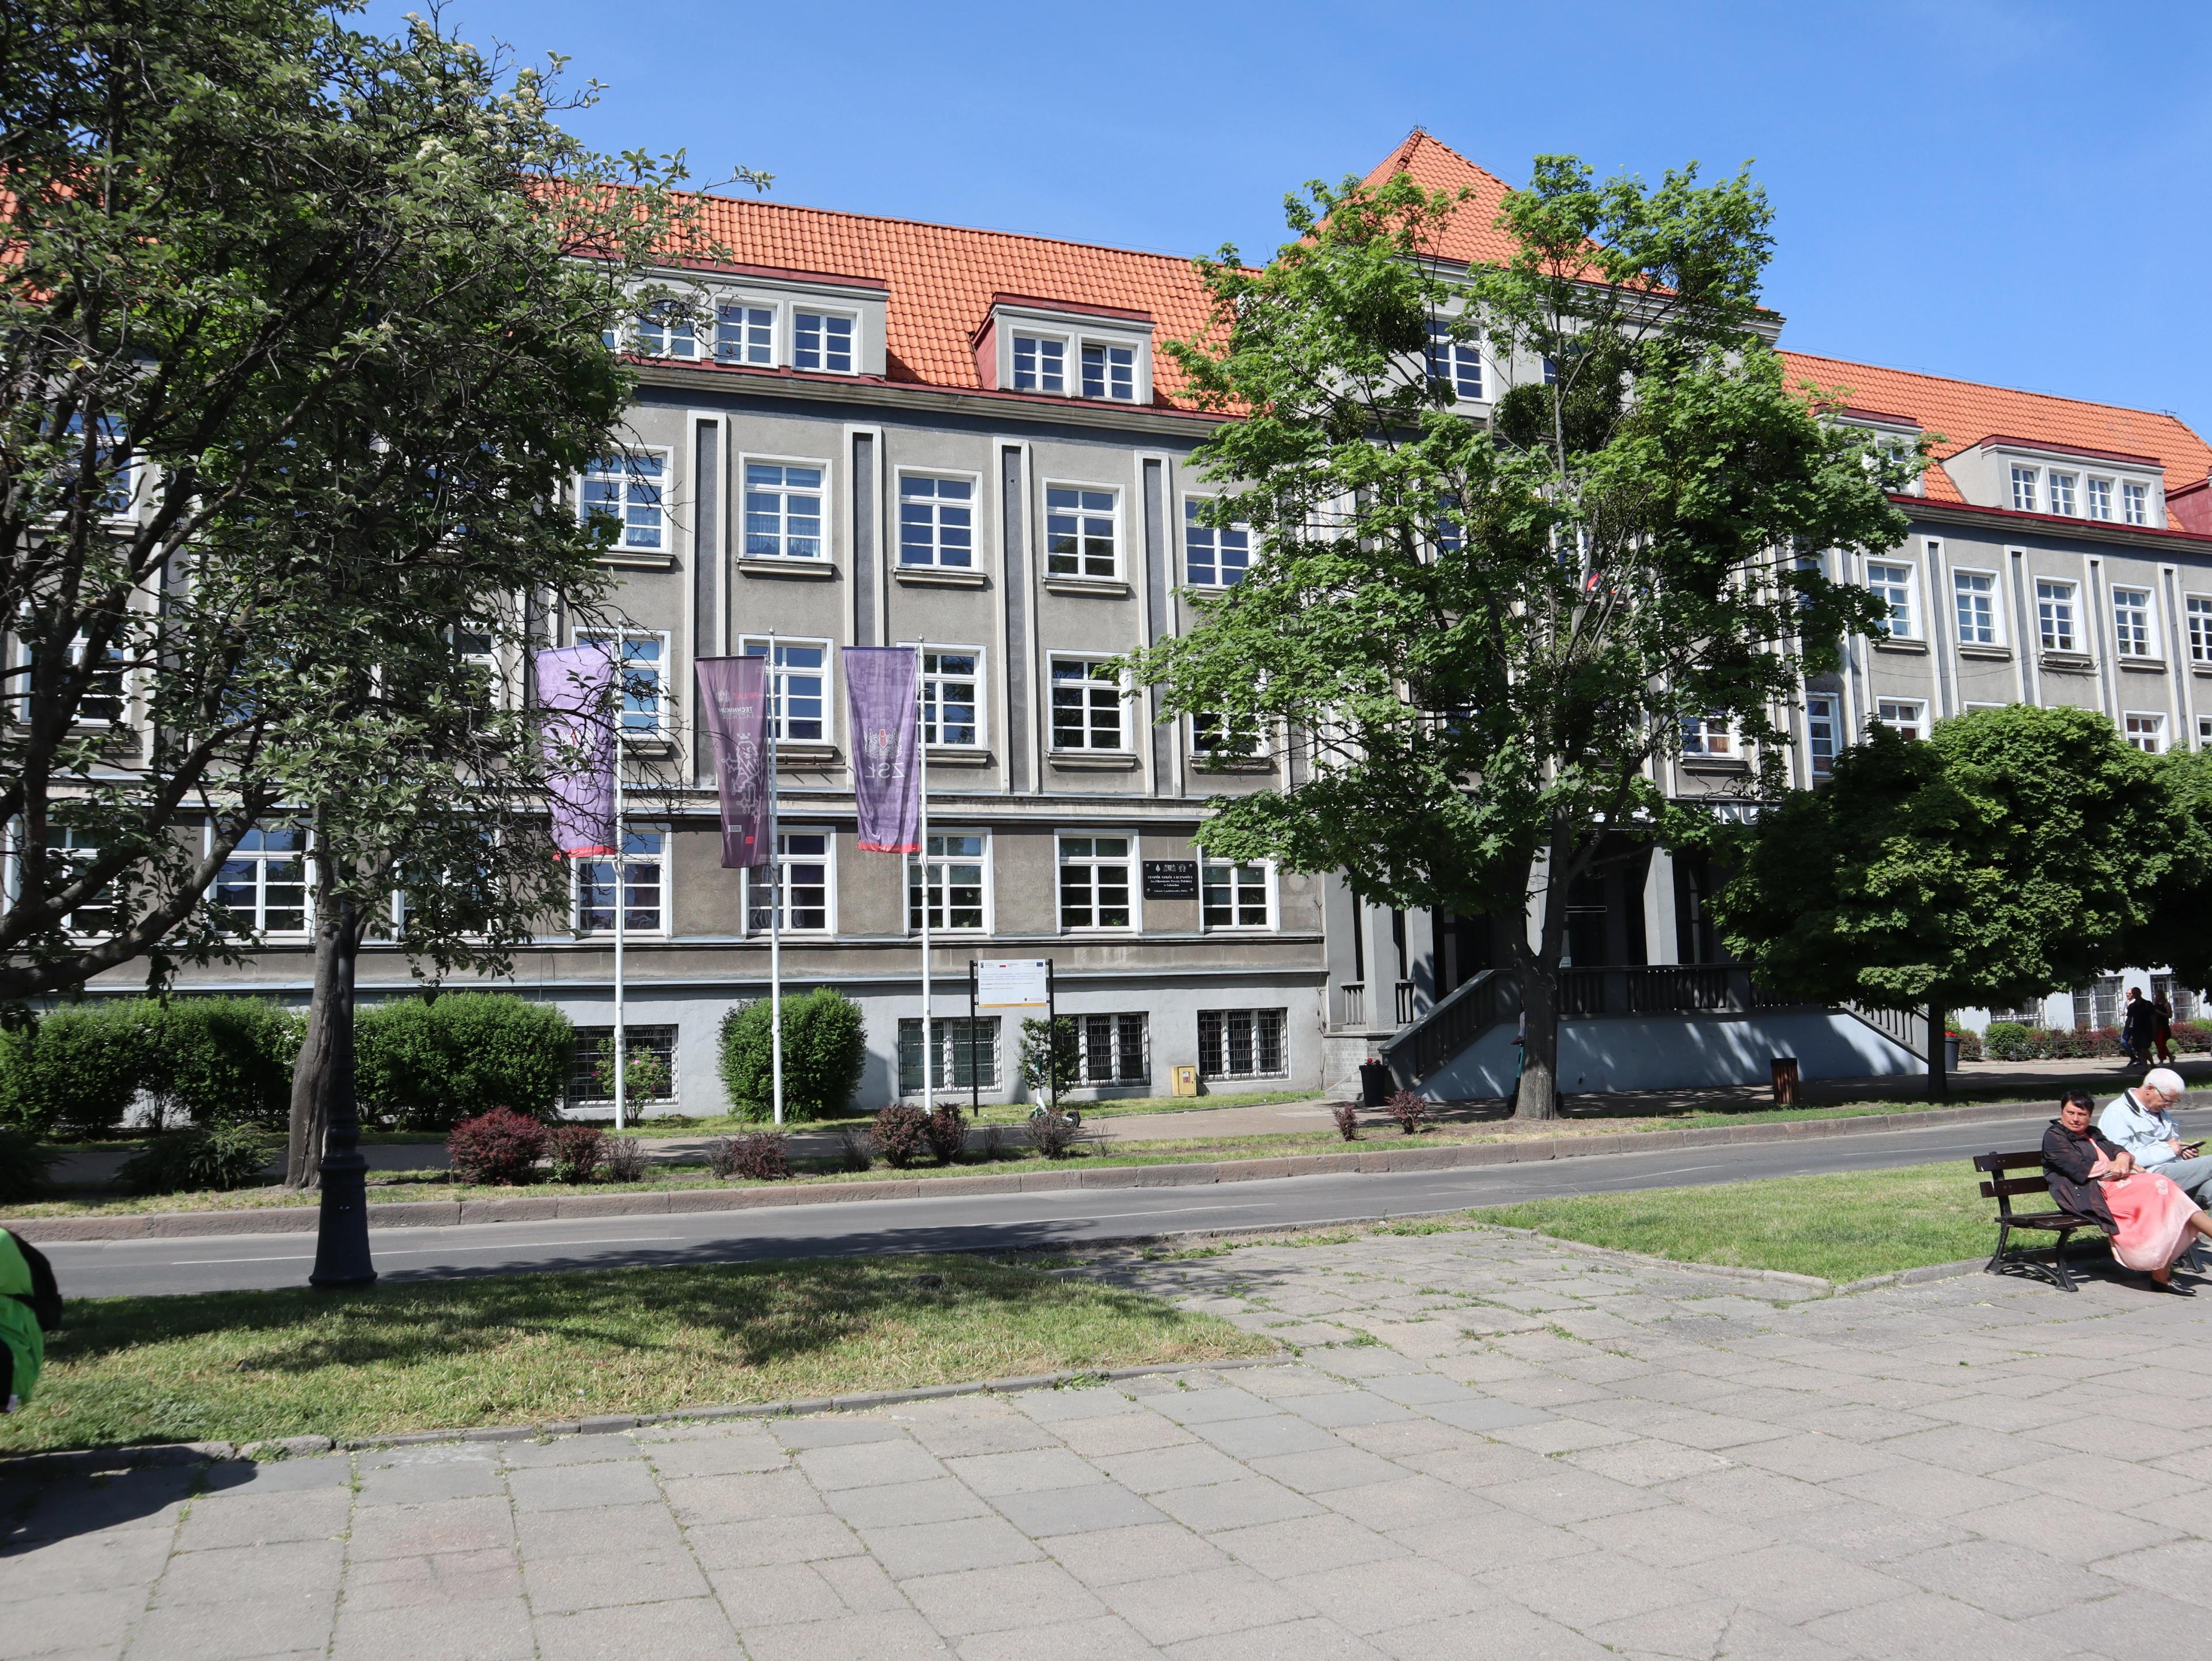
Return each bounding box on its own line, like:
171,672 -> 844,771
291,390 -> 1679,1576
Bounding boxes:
2100,1068 -> 2212,1207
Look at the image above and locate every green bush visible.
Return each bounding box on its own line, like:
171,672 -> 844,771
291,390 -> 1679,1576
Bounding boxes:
0,1002 -> 155,1137
717,989 -> 866,1121
1983,1021 -> 2031,1061
355,994 -> 574,1130
117,1123 -> 274,1195
149,998 -> 305,1128
0,1126 -> 54,1203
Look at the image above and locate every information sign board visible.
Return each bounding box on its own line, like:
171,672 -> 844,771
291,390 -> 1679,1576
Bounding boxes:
975,958 -> 1051,1008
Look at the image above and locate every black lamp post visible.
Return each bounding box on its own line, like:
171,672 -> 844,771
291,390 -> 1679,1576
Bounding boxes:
309,895 -> 377,1288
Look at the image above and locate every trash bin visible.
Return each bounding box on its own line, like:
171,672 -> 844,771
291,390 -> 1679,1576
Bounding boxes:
1771,1055 -> 1800,1106
1944,1032 -> 1963,1071
1358,1060 -> 1393,1107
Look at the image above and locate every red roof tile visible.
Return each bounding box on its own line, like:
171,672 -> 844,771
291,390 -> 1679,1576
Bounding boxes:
1356,130 -> 1525,268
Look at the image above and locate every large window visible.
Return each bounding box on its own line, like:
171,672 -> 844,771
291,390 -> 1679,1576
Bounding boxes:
575,830 -> 665,934
737,638 -> 828,741
566,1024 -> 678,1108
2112,587 -> 2154,659
1866,560 -> 1915,638
2087,478 -> 2114,521
715,302 -> 774,365
2047,472 -> 2077,516
1077,1013 -> 1149,1085
1198,1009 -> 1287,1081
1679,712 -> 1732,757
2010,466 -> 2039,512
1191,710 -> 1261,760
1050,658 -> 1124,751
2124,482 -> 2150,525
1201,859 -> 1270,929
2124,712 -> 2166,754
44,826 -> 113,936
793,311 -> 854,373
2037,579 -> 2079,652
1875,698 -> 1925,741
908,833 -> 986,932
581,453 -> 666,551
898,475 -> 974,568
1081,342 -> 1135,401
919,650 -> 980,746
1953,570 -> 1998,645
577,631 -> 667,735
217,826 -> 308,935
60,413 -> 134,516
1059,836 -> 1133,930
1046,486 -> 1117,578
1426,318 -> 1483,400
899,1017 -> 999,1094
749,831 -> 831,933
631,301 -> 696,360
2190,596 -> 2212,665
1805,693 -> 1839,778
744,461 -> 825,560
1184,499 -> 1250,587
1012,335 -> 1065,394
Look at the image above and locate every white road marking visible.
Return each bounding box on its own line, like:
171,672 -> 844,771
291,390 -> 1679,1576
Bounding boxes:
170,1234 -> 683,1266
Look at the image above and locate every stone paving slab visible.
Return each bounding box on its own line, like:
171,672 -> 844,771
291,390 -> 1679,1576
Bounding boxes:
7,1224 -> 2212,1657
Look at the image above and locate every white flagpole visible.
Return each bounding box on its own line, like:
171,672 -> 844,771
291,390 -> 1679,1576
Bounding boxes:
768,630 -> 783,1128
611,645 -> 627,1134
916,642 -> 931,1108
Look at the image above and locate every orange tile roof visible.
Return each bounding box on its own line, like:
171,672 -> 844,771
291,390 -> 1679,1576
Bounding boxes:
1357,130 -> 1525,268
1779,350 -> 2212,502
664,190 -> 1226,407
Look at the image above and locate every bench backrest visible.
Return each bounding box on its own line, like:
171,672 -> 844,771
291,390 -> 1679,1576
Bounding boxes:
1974,1150 -> 2052,1217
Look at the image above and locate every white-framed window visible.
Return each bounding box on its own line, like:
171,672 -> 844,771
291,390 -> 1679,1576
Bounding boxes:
2087,478 -> 2114,521
743,460 -> 826,560
1183,498 -> 1251,587
792,311 -> 854,374
899,1016 -> 999,1094
1953,570 -> 1999,645
31,626 -> 128,725
2048,472 -> 2077,516
217,825 -> 309,936
1191,710 -> 1262,760
1201,858 -> 1271,930
1058,835 -> 1135,930
1077,1013 -> 1149,1085
1426,317 -> 1483,400
2189,596 -> 2212,664
748,830 -> 832,933
2199,714 -> 2212,751
581,452 -> 668,551
60,413 -> 135,517
918,649 -> 982,746
1081,342 -> 1135,401
2124,712 -> 2166,754
575,829 -> 666,935
1050,657 -> 1124,750
2112,587 -> 2155,659
1866,559 -> 1916,638
897,474 -> 976,568
2037,578 -> 2079,652
566,1025 -> 679,1109
1680,712 -> 1732,756
577,630 -> 668,735
2124,482 -> 2150,525
631,300 -> 698,360
1012,334 -> 1066,394
1046,485 -> 1118,578
2010,466 -> 2039,512
43,826 -> 114,936
908,833 -> 987,932
1875,698 -> 1926,741
736,637 -> 830,741
1804,694 -> 1840,778
1198,1008 -> 1287,1080
715,301 -> 774,365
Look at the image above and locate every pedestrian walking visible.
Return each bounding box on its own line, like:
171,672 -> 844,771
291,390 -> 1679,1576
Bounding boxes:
2155,993 -> 2175,1064
2122,986 -> 2159,1070
1,1227 -> 60,1414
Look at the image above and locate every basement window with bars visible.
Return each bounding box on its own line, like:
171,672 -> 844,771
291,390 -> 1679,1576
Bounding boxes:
1077,1013 -> 1150,1085
1197,1008 -> 1287,1081
567,1024 -> 678,1108
898,1017 -> 999,1094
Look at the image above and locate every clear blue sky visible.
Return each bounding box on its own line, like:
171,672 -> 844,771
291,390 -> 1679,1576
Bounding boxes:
371,0 -> 2212,428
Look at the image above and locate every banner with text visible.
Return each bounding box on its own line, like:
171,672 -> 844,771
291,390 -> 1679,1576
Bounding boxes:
844,645 -> 921,854
533,642 -> 619,857
696,655 -> 772,868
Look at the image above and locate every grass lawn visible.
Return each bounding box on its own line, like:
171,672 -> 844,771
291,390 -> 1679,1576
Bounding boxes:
0,1254 -> 1272,1455
1475,1160 -> 2006,1283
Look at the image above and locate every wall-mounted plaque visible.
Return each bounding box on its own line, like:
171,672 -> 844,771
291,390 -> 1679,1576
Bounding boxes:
1142,860 -> 1199,899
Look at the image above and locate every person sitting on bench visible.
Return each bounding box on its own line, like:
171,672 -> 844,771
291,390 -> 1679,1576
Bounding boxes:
2045,1089 -> 2212,1291
2100,1068 -> 2212,1207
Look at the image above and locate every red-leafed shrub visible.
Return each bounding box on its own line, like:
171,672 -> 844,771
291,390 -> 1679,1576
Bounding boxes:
447,1107 -> 548,1186
924,1103 -> 967,1164
547,1123 -> 604,1184
1384,1089 -> 1431,1135
1331,1102 -> 1361,1141
871,1104 -> 931,1168
706,1132 -> 790,1181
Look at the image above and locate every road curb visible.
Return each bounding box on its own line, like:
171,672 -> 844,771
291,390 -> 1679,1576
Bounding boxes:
3,1095 -> 2064,1244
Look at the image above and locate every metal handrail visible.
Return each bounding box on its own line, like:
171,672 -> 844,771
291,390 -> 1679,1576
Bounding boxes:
1376,968 -> 1518,1085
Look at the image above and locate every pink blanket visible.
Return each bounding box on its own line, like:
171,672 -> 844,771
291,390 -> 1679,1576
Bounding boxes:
2089,1153 -> 2200,1271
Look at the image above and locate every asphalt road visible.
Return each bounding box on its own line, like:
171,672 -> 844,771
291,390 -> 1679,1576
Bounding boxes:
33,1107 -> 2088,1301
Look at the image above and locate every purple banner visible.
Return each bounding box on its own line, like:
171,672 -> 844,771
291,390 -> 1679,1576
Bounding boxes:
844,646 -> 919,854
534,642 -> 619,857
696,656 -> 772,868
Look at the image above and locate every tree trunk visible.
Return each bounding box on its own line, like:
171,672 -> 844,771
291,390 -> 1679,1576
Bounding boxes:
1928,999 -> 1949,1102
1512,839 -> 1571,1121
286,862 -> 361,1188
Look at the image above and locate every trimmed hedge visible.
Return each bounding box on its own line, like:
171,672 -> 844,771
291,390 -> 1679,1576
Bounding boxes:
0,998 -> 304,1137
153,998 -> 304,1128
354,994 -> 574,1130
717,988 -> 866,1121
0,1004 -> 151,1137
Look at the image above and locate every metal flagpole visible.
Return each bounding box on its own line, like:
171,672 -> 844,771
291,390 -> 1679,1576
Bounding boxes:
916,641 -> 931,1108
611,647 -> 626,1134
768,630 -> 783,1127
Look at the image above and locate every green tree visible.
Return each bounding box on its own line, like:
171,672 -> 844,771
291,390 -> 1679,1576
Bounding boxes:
2118,747 -> 2212,992
1129,159 -> 1907,1118
1713,706 -> 2169,1097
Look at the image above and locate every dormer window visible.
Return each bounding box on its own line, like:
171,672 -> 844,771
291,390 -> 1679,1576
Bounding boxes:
1013,335 -> 1066,394
2010,466 -> 2039,512
793,312 -> 854,374
2088,478 -> 2113,520
2048,472 -> 2077,516
1081,342 -> 1134,401
716,303 -> 774,365
2125,482 -> 2149,525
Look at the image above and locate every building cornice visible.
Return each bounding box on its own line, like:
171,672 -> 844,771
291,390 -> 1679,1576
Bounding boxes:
1897,495 -> 2212,555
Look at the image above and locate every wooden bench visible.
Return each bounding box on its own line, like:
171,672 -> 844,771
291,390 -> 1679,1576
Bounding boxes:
1974,1148 -> 2207,1291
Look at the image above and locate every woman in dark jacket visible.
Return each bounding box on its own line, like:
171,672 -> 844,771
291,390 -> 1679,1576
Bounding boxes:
2043,1089 -> 2125,1233
2044,1088 -> 2212,1288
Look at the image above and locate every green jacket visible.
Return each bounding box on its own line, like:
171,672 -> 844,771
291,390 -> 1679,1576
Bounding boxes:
0,1229 -> 44,1407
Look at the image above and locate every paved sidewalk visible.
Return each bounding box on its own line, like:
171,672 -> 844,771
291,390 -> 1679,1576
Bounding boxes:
8,1227 -> 2212,1659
